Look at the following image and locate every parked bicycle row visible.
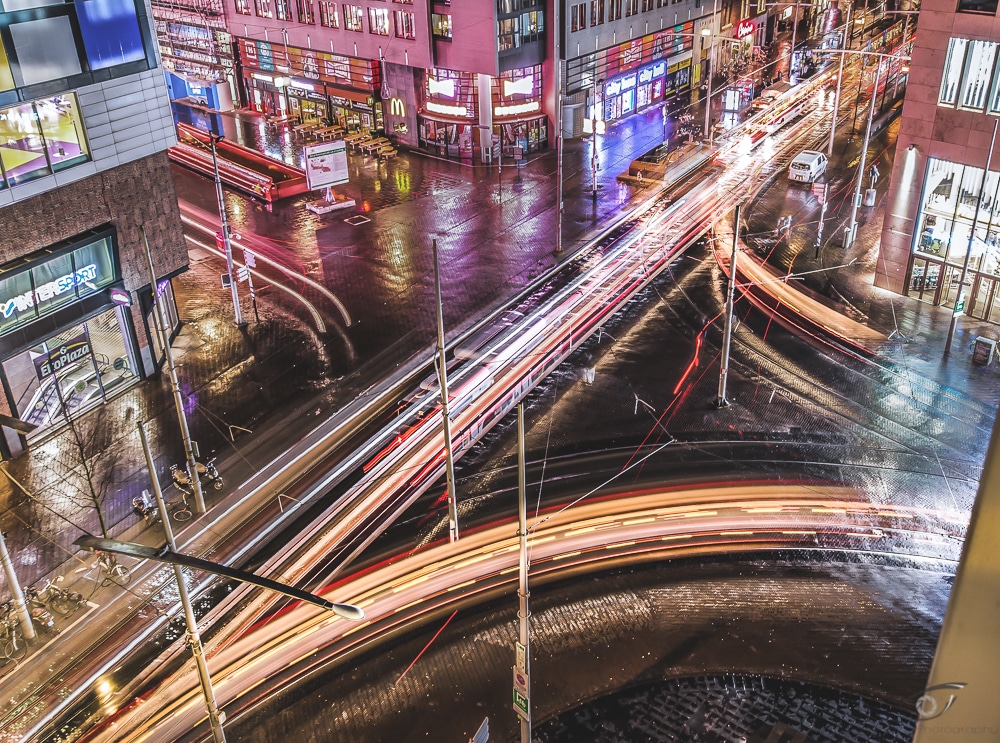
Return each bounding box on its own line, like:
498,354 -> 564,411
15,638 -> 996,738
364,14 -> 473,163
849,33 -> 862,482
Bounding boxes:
0,552 -> 131,665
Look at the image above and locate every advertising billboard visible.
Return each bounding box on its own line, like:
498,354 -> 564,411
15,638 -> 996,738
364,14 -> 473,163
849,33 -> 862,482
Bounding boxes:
303,141 -> 349,190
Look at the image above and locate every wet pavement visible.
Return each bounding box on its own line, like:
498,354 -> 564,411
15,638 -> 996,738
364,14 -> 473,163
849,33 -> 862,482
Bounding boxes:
0,30 -> 995,740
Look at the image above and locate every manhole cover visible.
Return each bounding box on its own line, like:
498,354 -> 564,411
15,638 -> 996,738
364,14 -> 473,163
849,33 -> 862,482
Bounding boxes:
344,215 -> 371,226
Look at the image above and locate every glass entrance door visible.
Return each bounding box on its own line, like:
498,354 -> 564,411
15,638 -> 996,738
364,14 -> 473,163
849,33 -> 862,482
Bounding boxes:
3,308 -> 136,433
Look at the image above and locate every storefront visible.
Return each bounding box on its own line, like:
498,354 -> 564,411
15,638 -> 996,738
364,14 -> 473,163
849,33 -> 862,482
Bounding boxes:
417,66 -> 546,160
0,228 -> 153,450
236,38 -> 381,129
907,157 -> 1000,323
602,51 -> 690,124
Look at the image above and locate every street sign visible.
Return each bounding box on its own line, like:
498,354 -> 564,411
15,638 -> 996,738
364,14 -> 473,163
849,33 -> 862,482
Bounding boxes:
237,265 -> 250,283
513,668 -> 528,697
244,250 -> 256,268
954,297 -> 966,317
221,273 -> 231,289
512,688 -> 529,720
471,716 -> 489,743
515,642 -> 526,672
811,182 -> 827,203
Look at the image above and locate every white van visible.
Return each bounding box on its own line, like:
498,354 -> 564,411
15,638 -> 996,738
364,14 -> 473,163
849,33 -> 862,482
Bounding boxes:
788,150 -> 828,183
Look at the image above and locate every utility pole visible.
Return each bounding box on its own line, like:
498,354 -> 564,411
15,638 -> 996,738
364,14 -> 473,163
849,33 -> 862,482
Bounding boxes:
554,0 -> 564,254
209,134 -> 245,328
717,204 -> 740,408
138,422 -> 226,743
0,522 -> 35,642
945,119 -> 998,354
515,403 -> 531,742
142,227 -> 207,513
828,4 -> 851,157
591,77 -> 600,199
845,61 -> 882,248
432,239 -> 459,542
703,0 -> 718,140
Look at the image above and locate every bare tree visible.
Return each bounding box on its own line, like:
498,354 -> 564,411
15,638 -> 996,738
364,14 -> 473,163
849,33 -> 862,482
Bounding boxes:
54,385 -> 124,538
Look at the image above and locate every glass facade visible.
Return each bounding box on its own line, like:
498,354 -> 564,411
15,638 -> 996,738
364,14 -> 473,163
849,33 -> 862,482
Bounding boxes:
0,0 -> 149,95
909,157 -> 1000,322
939,38 -> 1000,113
0,94 -> 90,188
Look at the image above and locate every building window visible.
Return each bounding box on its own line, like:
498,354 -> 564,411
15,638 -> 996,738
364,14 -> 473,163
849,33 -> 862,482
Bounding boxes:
275,0 -> 292,19
591,0 -> 604,24
625,0 -> 638,15
641,0 -> 653,11
344,3 -> 364,30
571,2 -> 586,30
432,13 -> 452,37
940,38 -> 967,105
0,94 -> 90,189
498,17 -> 519,49
939,38 -> 1000,112
235,0 -> 252,13
255,0 -> 273,17
320,0 -> 340,25
368,6 -> 389,33
961,40 -> 998,110
958,0 -> 998,13
520,11 -> 543,43
394,0 -> 414,5
297,0 -> 315,22
608,0 -> 622,21
394,9 -> 416,37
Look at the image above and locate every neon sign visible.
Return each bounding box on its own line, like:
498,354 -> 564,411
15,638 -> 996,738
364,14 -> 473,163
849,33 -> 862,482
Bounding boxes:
2,264 -> 98,320
736,20 -> 754,38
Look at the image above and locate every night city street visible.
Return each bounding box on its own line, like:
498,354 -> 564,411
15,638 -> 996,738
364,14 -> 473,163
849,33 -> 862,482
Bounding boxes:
2,3 -> 1000,743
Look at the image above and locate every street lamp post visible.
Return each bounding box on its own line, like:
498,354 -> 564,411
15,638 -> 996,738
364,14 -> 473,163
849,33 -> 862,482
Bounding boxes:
138,421 -> 226,743
845,60 -> 883,248
209,134 -> 245,327
716,204 -> 740,408
702,27 -> 714,140
142,227 -> 207,514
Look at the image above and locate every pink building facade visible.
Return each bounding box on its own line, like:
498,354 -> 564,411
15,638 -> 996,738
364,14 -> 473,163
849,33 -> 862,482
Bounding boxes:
879,0 -> 1000,324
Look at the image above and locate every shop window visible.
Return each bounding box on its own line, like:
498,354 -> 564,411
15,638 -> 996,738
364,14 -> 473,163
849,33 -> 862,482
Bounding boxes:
4,313 -> 137,434
0,94 -> 89,188
432,13 -> 452,38
235,0 -> 252,13
320,0 -> 340,26
394,10 -> 416,38
591,0 -> 604,24
368,7 -> 390,34
276,0 -> 292,19
344,3 -> 364,30
297,0 -> 316,22
255,0 -> 273,16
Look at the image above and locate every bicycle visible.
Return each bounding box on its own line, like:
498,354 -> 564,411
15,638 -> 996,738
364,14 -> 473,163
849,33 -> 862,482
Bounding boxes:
34,577 -> 86,617
0,602 -> 27,662
96,552 -> 132,587
170,497 -> 193,523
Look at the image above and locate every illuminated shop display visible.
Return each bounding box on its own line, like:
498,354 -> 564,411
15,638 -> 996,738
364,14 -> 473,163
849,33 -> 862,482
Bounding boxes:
0,229 -> 144,435
909,156 -> 1000,322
